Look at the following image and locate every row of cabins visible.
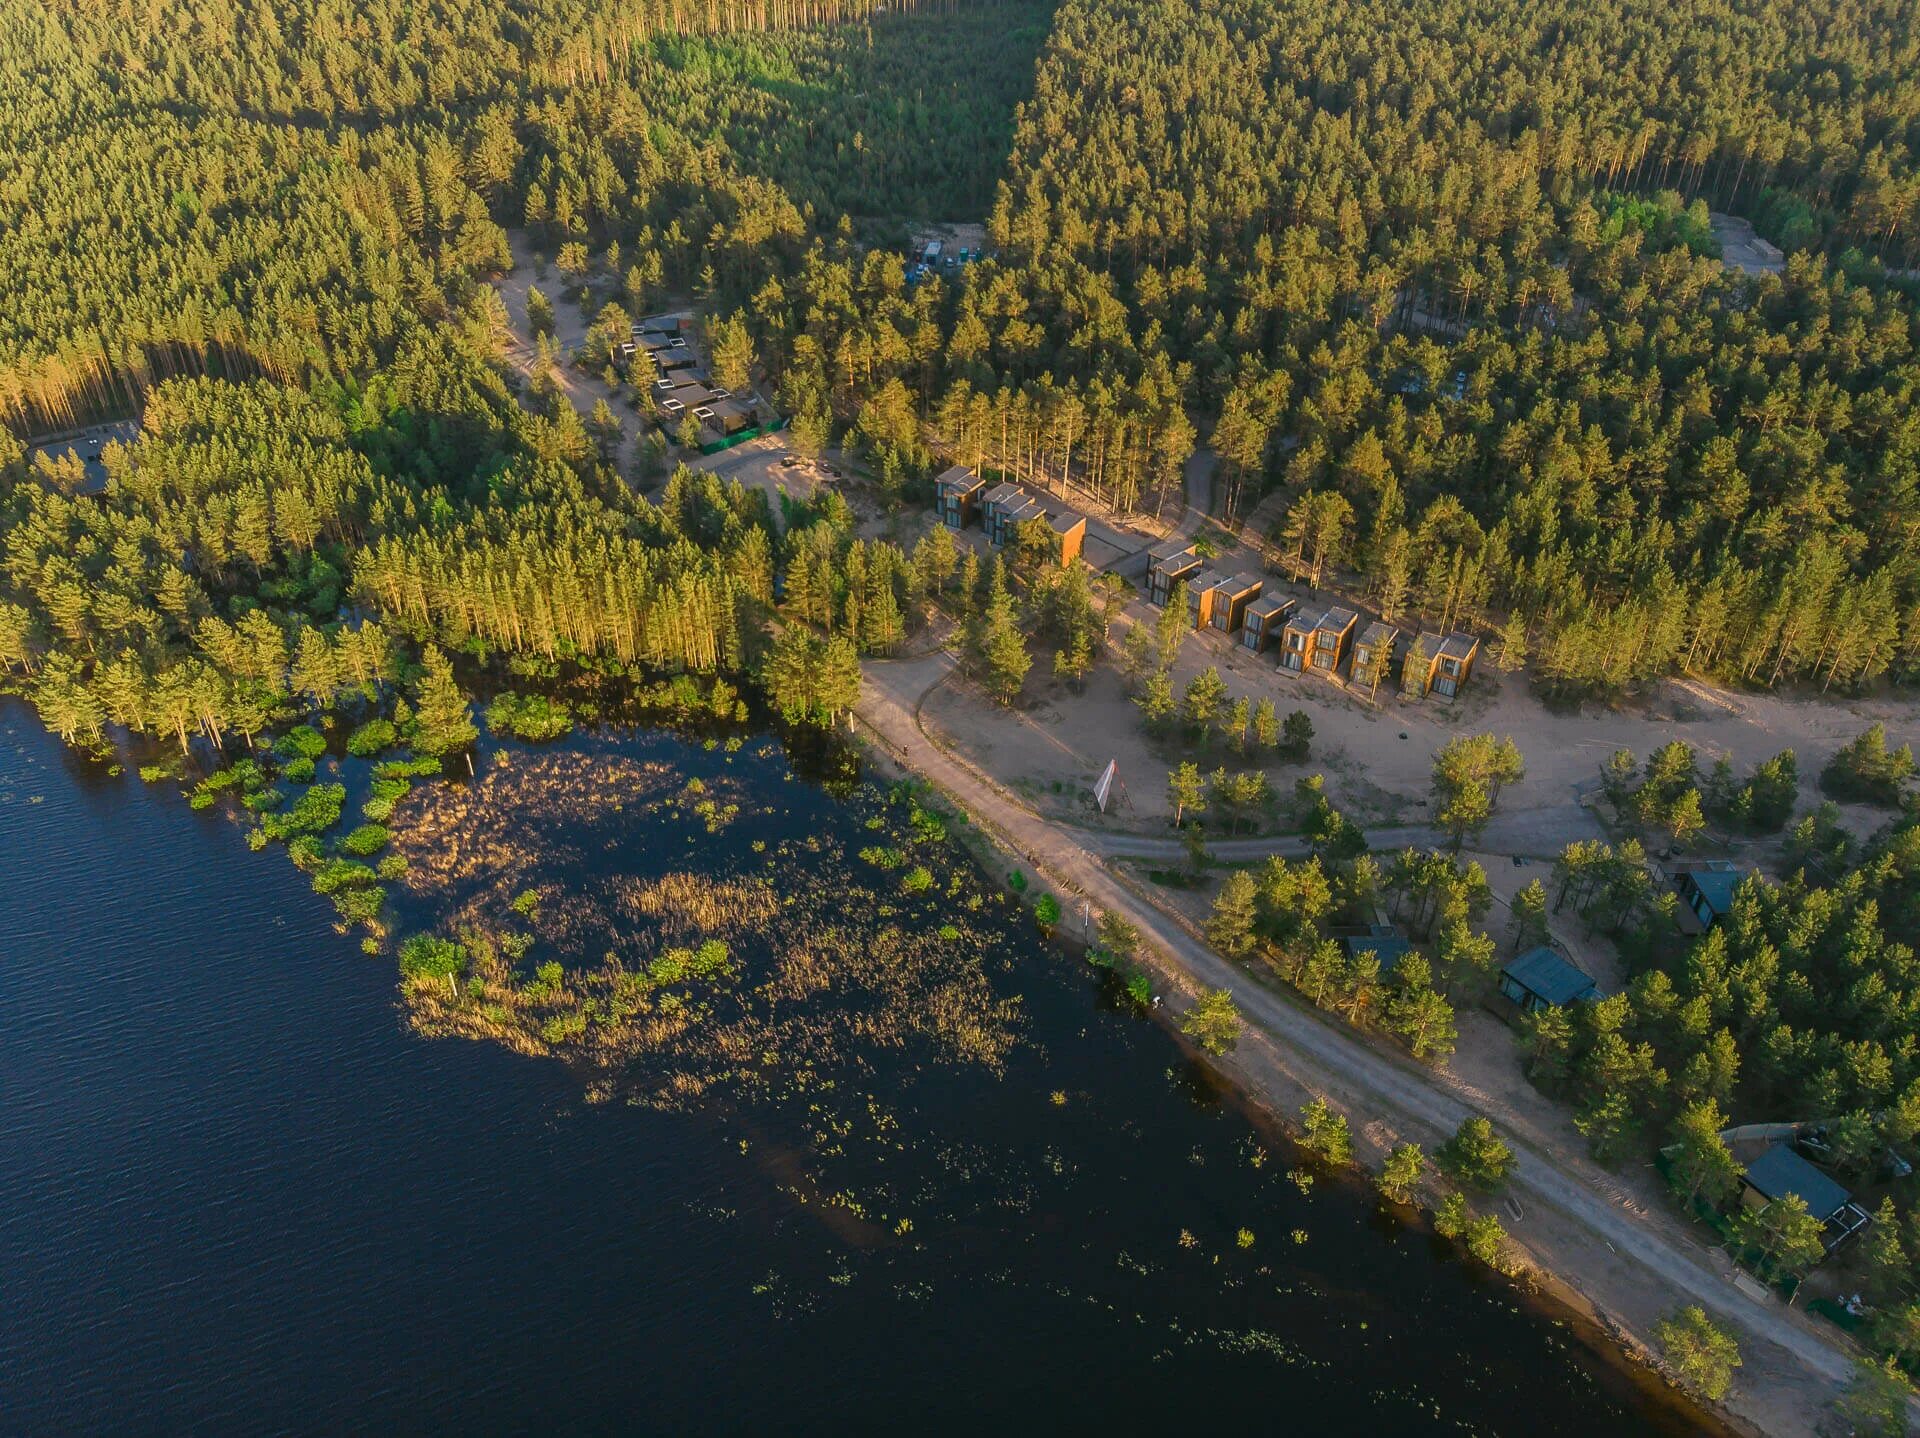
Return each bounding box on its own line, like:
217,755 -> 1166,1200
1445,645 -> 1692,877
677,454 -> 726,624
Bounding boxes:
632,318 -> 759,439
1147,543 -> 1480,697
936,467 -> 1087,567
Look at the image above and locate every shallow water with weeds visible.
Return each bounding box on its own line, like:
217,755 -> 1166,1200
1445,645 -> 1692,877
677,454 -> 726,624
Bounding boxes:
1,705 -> 1721,1434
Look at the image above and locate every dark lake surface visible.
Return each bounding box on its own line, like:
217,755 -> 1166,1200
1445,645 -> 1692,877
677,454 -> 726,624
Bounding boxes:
0,704 -> 1716,1435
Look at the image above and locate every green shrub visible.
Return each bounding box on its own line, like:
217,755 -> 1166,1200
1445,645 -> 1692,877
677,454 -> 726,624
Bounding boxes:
282,756 -> 317,783
259,783 -> 346,842
902,866 -> 935,893
274,725 -> 327,761
345,718 -> 399,757
331,886 -> 386,925
1034,893 -> 1061,926
485,692 -> 574,741
374,756 -> 442,780
375,854 -> 410,881
338,823 -> 391,857
313,858 -> 377,894
398,933 -> 466,981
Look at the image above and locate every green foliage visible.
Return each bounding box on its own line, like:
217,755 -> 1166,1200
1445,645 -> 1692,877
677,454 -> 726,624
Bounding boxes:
398,934 -> 466,983
259,783 -> 346,842
1435,1116 -> 1515,1193
485,692 -> 574,741
1033,893 -> 1061,927
1299,1098 -> 1353,1166
1378,1142 -> 1425,1204
344,719 -> 399,758
273,726 -> 328,761
409,647 -> 476,757
1824,726 -> 1916,808
1653,1306 -> 1741,1402
338,823 -> 392,857
1180,987 -> 1242,1054
901,865 -> 935,893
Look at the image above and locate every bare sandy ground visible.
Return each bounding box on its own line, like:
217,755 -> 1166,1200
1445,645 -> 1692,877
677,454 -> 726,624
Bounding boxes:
923,596 -> 1918,858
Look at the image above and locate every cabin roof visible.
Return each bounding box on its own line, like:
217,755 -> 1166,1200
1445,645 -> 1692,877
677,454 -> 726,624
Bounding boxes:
1685,869 -> 1744,915
1149,538 -> 1195,563
1439,632 -> 1480,660
1047,508 -> 1087,536
1341,932 -> 1414,974
1358,621 -> 1400,648
1744,1144 -> 1852,1220
1245,595 -> 1291,621
1319,606 -> 1358,633
1216,572 -> 1263,597
936,465 -> 983,495
1286,607 -> 1327,632
1501,946 -> 1597,1006
984,482 -> 1026,508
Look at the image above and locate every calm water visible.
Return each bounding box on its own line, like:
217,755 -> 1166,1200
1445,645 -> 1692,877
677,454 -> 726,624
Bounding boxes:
0,706 -> 1715,1435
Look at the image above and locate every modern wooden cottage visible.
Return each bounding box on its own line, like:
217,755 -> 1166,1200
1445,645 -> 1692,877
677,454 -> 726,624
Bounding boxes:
1433,632 -> 1480,697
1496,946 -> 1598,1016
1206,573 -> 1264,635
1401,633 -> 1444,698
1045,507 -> 1088,566
985,484 -> 1051,550
935,465 -> 986,529
1671,860 -> 1749,935
1349,621 -> 1400,696
1241,595 -> 1295,652
1279,607 -> 1324,672
1312,607 -> 1359,675
1186,569 -> 1230,629
1147,540 -> 1200,607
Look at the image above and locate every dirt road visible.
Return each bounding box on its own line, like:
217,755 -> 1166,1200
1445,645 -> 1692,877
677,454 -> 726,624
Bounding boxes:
854,647 -> 1859,1436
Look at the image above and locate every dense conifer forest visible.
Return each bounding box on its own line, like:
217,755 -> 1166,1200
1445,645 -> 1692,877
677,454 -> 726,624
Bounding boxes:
5,0 -> 1920,1396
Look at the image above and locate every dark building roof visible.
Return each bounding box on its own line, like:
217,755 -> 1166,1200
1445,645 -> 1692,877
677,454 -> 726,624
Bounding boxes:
1318,606 -> 1358,635
1744,1143 -> 1852,1221
1245,595 -> 1291,621
935,464 -> 983,495
1149,538 -> 1196,564
1213,572 -> 1263,597
1357,621 -> 1400,649
1047,508 -> 1086,536
984,482 -> 1026,509
1341,931 -> 1414,974
1439,632 -> 1479,660
1286,607 -> 1327,632
1684,869 -> 1743,916
1501,946 -> 1598,1006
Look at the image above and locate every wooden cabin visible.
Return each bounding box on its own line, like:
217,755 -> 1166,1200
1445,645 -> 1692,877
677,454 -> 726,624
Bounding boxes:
1670,860 -> 1750,935
1185,569 -> 1229,629
1279,607 -> 1325,672
1147,540 -> 1200,607
1738,1144 -> 1871,1254
1497,946 -> 1598,1016
1241,595 -> 1295,652
1312,607 -> 1359,675
1350,622 -> 1400,696
935,466 -> 987,529
1401,632 -> 1445,698
1206,574 -> 1264,635
1045,508 -> 1088,566
1433,632 -> 1480,698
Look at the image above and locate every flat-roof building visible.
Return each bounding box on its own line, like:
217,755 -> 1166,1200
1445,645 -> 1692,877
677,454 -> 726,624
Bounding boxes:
935,466 -> 987,529
1350,621 -> 1400,696
1279,607 -> 1325,672
1206,573 -> 1264,635
1187,569 -> 1230,629
1740,1144 -> 1871,1252
1241,594 -> 1295,652
1147,540 -> 1200,607
1312,607 -> 1359,675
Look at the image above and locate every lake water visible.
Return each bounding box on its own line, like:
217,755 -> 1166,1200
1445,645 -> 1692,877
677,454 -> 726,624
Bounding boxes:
0,705 -> 1717,1434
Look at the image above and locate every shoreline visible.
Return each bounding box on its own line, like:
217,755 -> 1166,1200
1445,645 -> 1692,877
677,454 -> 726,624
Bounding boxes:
847,661 -> 1848,1438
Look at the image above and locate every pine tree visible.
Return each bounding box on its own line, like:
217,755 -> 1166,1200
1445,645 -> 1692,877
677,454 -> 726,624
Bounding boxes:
410,646 -> 477,756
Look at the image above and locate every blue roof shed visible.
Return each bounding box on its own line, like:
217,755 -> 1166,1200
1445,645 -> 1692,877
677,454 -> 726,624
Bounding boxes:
1497,946 -> 1598,1012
